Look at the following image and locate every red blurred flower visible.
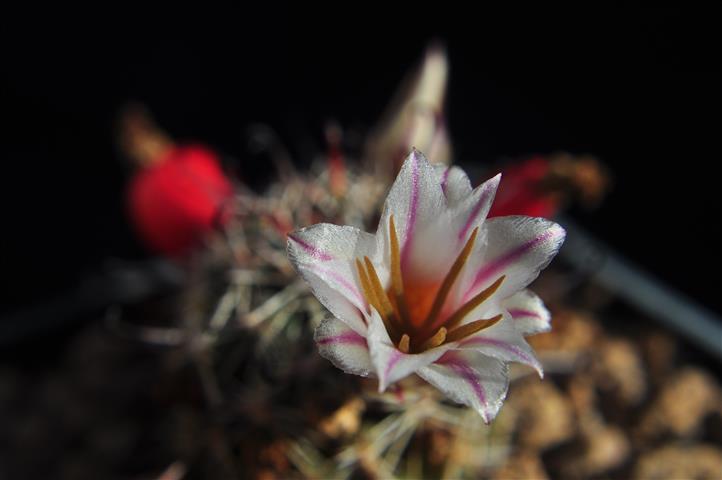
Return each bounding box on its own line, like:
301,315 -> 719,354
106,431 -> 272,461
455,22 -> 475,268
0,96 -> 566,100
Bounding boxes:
488,156 -> 559,218
127,144 -> 234,257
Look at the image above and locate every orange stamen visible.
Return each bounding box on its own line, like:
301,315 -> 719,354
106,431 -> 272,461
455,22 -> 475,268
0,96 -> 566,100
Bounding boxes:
398,333 -> 410,353
389,215 -> 412,325
443,275 -> 505,330
445,314 -> 503,343
422,227 -> 479,328
419,327 -> 448,352
363,256 -> 400,339
356,259 -> 378,315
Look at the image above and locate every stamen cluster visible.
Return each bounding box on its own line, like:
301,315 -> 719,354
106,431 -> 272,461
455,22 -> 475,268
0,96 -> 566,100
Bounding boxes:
355,216 -> 504,354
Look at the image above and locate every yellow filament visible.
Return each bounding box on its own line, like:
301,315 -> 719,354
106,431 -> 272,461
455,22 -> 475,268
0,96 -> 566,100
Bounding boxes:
445,314 -> 503,343
423,227 -> 480,328
389,215 -> 412,325
355,259 -> 378,315
419,327 -> 448,352
444,275 -> 505,330
363,256 -> 400,338
398,334 -> 410,353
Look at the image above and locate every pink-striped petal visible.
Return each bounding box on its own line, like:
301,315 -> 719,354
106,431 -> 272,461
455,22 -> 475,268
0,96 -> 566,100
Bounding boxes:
503,289 -> 551,336
315,316 -> 373,377
462,216 -> 565,302
454,313 -> 543,377
292,264 -> 368,335
289,224 -> 381,334
377,150 -> 447,270
288,223 -> 376,264
454,173 -> 500,243
433,164 -> 472,206
365,309 -> 453,392
418,351 -> 509,423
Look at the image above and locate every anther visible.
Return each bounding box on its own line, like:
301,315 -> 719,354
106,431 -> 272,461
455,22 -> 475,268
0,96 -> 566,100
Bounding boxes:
423,227 -> 479,328
445,314 -> 503,343
398,333 -> 410,353
443,275 -> 505,330
356,259 -> 378,315
389,215 -> 412,325
419,327 -> 447,352
363,256 -> 400,339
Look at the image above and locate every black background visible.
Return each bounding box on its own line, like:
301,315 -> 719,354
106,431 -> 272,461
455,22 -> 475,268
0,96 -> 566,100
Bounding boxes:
3,5 -> 720,325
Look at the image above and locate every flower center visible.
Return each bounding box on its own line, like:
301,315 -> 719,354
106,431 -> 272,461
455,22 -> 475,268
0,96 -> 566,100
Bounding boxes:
392,277 -> 441,329
355,215 -> 505,354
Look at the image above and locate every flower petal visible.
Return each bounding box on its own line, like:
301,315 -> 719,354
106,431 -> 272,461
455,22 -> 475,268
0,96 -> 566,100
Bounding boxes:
366,309 -> 453,392
399,211 -> 459,280
296,267 -> 368,334
314,316 -> 373,377
434,164 -> 472,206
288,223 -> 377,264
288,224 -> 380,334
377,150 -> 447,269
462,216 -> 565,301
454,313 -> 543,377
502,289 -> 551,336
451,173 -> 501,243
418,351 -> 509,423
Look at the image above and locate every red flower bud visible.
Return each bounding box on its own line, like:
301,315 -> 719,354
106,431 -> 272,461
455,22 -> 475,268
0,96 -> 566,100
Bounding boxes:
127,144 -> 234,257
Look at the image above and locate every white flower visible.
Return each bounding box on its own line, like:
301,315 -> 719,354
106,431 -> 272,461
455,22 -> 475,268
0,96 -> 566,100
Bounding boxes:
287,150 -> 565,422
